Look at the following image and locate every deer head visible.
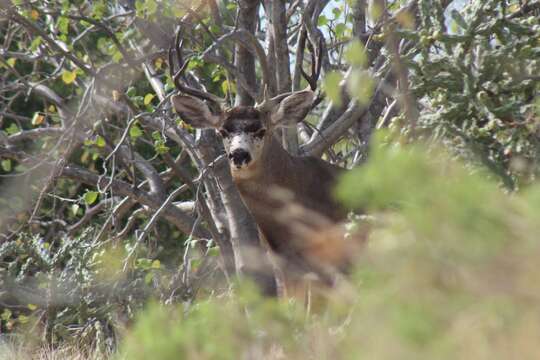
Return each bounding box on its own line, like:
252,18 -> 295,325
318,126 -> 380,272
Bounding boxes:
171,90 -> 314,174
168,25 -> 320,175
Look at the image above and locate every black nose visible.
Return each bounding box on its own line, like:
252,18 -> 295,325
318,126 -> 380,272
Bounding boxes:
229,149 -> 252,167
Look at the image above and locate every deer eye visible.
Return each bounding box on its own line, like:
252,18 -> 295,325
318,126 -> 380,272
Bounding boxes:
219,129 -> 230,138
254,128 -> 266,138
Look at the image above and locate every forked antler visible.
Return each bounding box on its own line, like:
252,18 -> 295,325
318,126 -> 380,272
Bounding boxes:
301,34 -> 324,91
169,26 -> 225,109
255,32 -> 323,113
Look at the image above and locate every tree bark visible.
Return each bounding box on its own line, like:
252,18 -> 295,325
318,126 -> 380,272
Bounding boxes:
234,0 -> 260,106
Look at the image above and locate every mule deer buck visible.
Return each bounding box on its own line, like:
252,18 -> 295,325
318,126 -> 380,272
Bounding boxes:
170,30 -> 361,294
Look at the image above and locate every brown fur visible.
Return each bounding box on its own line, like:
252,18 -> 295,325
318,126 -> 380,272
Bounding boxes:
171,92 -> 363,294
232,135 -> 349,285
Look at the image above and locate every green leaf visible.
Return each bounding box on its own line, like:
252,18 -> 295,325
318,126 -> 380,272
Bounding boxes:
144,93 -> 155,105
347,69 -> 374,105
317,15 -> 328,26
154,143 -> 170,155
144,272 -> 154,284
84,191 -> 98,205
95,135 -> 106,148
221,80 -> 230,94
335,23 -> 347,38
151,131 -> 162,141
61,70 -> 77,84
6,58 -> 16,67
1,309 -> 12,321
323,71 -> 343,107
146,0 -> 158,15
135,0 -> 145,17
30,36 -> 42,51
126,86 -> 137,97
130,124 -> 143,139
136,258 -> 152,270
112,50 -> 123,63
1,159 -> 12,172
57,16 -> 69,34
151,260 -> 161,269
5,123 -> 20,135
344,39 -> 367,67
92,0 -> 106,19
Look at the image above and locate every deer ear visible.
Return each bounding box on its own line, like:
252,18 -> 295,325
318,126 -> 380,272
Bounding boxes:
171,95 -> 222,128
271,90 -> 314,126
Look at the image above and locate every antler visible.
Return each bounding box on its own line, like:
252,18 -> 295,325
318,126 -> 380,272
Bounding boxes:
300,33 -> 323,91
255,86 -> 292,113
255,31 -> 323,113
169,26 -> 225,108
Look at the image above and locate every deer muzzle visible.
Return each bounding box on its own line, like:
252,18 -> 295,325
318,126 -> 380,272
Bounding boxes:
229,149 -> 252,168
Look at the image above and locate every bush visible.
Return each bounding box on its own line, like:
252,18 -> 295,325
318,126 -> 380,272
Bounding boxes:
116,137 -> 540,359
401,0 -> 540,189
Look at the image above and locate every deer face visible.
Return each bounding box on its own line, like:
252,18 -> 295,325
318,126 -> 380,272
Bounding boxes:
219,108 -> 267,171
171,90 -> 314,173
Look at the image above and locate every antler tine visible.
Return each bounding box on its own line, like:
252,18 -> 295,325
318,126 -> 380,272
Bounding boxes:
255,84 -> 297,113
300,34 -> 324,91
170,25 -> 225,107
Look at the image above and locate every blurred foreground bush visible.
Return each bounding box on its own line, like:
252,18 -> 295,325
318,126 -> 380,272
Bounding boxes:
117,137 -> 540,359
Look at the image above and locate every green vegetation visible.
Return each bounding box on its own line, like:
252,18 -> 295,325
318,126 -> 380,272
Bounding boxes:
0,0 -> 538,358
120,139 -> 540,359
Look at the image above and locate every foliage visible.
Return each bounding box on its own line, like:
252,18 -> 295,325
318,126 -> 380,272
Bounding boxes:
0,226 -> 212,356
398,0 -> 540,188
0,0 -> 539,358
117,136 -> 540,359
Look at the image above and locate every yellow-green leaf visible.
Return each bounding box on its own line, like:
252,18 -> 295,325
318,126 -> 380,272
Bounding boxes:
151,259 -> 161,269
144,272 -> 154,284
143,93 -> 155,105
344,39 -> 367,68
323,71 -> 343,107
5,123 -> 19,135
130,124 -> 143,139
7,58 -> 16,67
154,57 -> 163,69
146,0 -> 158,15
84,191 -> 99,205
347,69 -> 374,105
221,80 -> 230,94
95,135 -> 106,148
1,309 -> 12,321
62,70 -> 77,84
27,304 -> 37,311
1,159 -> 12,172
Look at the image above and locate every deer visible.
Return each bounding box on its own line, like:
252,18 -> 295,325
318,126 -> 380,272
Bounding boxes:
169,29 -> 362,297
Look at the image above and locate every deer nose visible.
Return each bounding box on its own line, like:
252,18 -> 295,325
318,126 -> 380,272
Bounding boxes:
229,149 -> 252,167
